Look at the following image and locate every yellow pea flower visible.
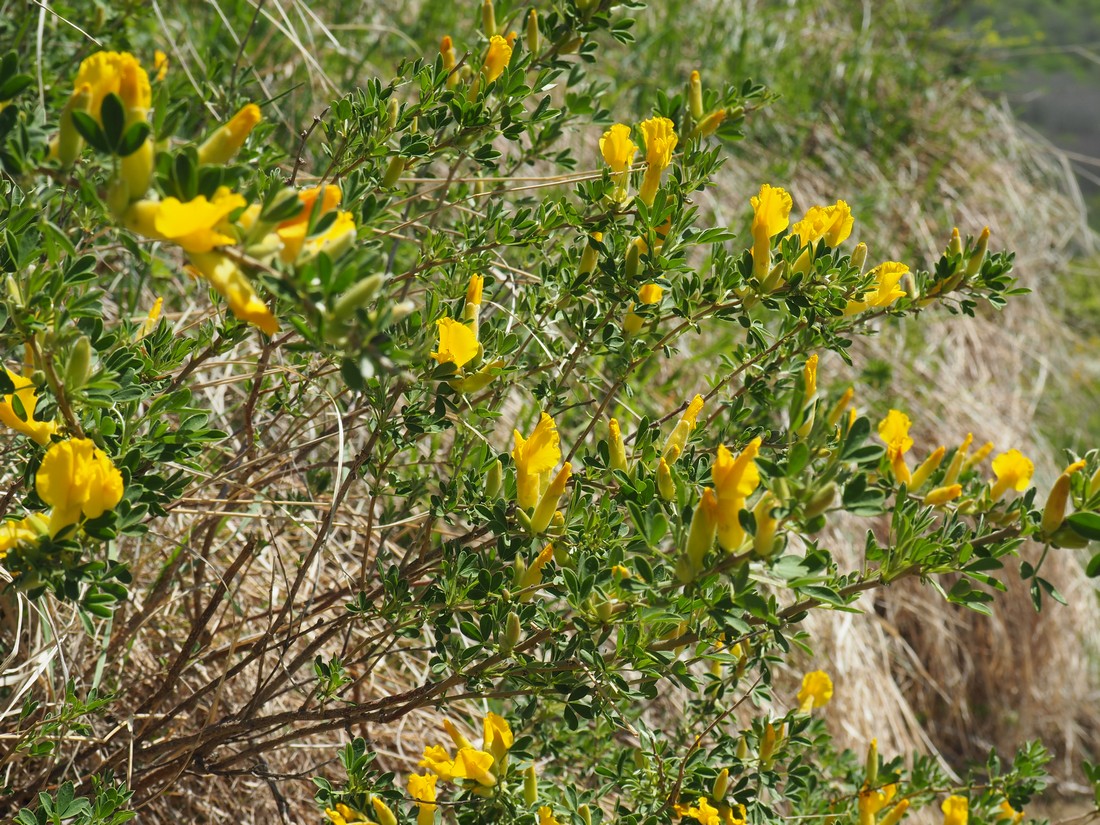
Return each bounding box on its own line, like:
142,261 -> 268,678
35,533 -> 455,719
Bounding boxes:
601,123 -> 637,201
408,773 -> 437,825
750,184 -> 793,280
197,103 -> 262,165
325,803 -> 369,825
482,35 -> 513,83
941,795 -> 969,825
538,807 -> 564,825
990,449 -> 1034,501
453,747 -> 498,786
623,282 -> 664,334
803,354 -> 818,401
638,116 -> 677,207
512,413 -> 562,510
36,437 -> 124,536
0,513 -> 50,561
370,797 -> 398,825
608,417 -> 628,473
73,51 -> 151,122
796,669 -> 833,713
124,187 -> 246,254
997,800 -> 1024,825
924,484 -> 962,507
845,262 -> 909,315
792,201 -> 854,248
275,185 -> 356,263
1041,459 -> 1087,537
153,50 -> 169,82
712,438 -> 761,551
188,252 -> 279,335
483,711 -> 513,764
431,317 -> 479,370
663,394 -> 705,462
859,784 -> 898,825
877,410 -> 913,485
910,446 -> 946,490
674,796 -> 721,825
530,462 -> 572,534
518,542 -> 555,598
0,368 -> 58,445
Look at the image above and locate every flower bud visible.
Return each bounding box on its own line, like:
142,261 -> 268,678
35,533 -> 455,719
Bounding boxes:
486,459 -> 503,498
948,226 -> 963,257
330,273 -> 386,324
526,9 -> 540,53
657,457 -> 676,502
523,765 -> 538,806
530,463 -> 572,534
826,387 -> 854,429
943,433 -> 973,486
850,242 -> 868,275
481,0 -> 497,36
501,610 -> 521,655
752,492 -> 779,558
197,103 -> 262,165
712,767 -> 729,800
689,70 -> 704,120
64,335 -> 93,391
1041,461 -> 1086,537
923,484 -> 962,507
579,232 -> 602,278
865,739 -> 878,787
681,488 -> 718,582
736,737 -> 748,761
608,417 -> 628,473
55,84 -> 92,167
910,446 -> 946,491
759,721 -> 778,767
371,797 -> 398,825
804,482 -> 836,519
382,155 -> 406,188
879,800 -> 910,825
625,239 -> 641,280
578,804 -> 592,825
965,226 -> 990,278
693,109 -> 727,138
386,97 -> 399,129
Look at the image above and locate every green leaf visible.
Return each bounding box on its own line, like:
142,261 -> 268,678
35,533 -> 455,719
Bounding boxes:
116,121 -> 151,157
1066,512 -> 1100,541
70,111 -> 110,153
0,73 -> 32,101
100,92 -> 125,150
1085,553 -> 1100,578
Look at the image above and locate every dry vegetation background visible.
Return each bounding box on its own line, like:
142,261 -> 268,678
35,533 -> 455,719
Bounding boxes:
3,0 -> 1100,821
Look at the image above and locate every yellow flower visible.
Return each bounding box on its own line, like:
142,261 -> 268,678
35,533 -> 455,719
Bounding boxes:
877,410 -> 913,485
538,807 -> 563,825
197,103 -> 263,165
674,796 -> 721,825
638,116 -> 678,207
124,187 -> 246,254
681,487 -> 719,581
859,784 -> 898,821
431,317 -> 479,370
408,773 -> 437,825
942,795 -> 969,825
663,394 -> 705,462
804,354 -> 818,400
189,252 -> 279,335
370,797 -> 398,825
845,262 -> 909,314
712,438 -> 761,551
924,484 -> 962,506
518,542 -> 555,597
36,437 -> 124,536
466,274 -> 484,307
997,800 -> 1024,825
0,368 -> 57,445
325,803 -> 368,825
73,51 -> 151,121
483,711 -> 513,764
0,514 -> 49,562
990,449 -> 1034,501
600,123 -> 637,173
513,413 -> 562,510
750,184 -> 793,280
482,35 -> 513,83
277,185 -> 356,263
153,50 -> 169,82
910,446 -> 946,491
623,283 -> 664,334
453,747 -> 497,786
530,462 -> 572,534
792,201 -> 854,248
796,670 -> 833,713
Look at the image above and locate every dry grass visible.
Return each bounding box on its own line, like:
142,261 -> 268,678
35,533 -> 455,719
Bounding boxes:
3,1 -> 1099,822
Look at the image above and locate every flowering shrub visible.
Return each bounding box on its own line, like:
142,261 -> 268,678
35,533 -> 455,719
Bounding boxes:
0,2 -> 1098,824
